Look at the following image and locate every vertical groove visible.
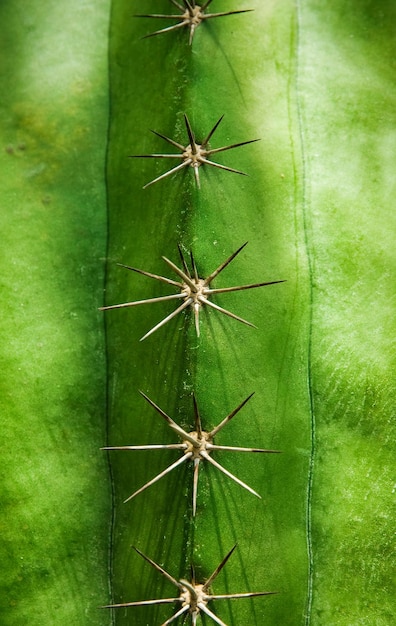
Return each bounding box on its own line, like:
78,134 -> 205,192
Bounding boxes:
295,0 -> 315,623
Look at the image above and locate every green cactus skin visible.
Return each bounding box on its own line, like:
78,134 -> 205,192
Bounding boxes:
105,1 -> 310,624
106,1 -> 395,624
0,1 -> 111,624
1,1 -> 395,625
297,1 -> 396,623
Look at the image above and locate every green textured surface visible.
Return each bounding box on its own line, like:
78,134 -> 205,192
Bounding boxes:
298,0 -> 396,623
0,1 -> 111,624
105,0 -> 395,625
3,0 -> 393,625
105,1 -> 309,624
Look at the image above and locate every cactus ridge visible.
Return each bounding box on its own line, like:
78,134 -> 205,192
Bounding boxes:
103,4 -> 280,623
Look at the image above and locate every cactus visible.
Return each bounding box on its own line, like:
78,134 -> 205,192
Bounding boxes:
1,1 -> 394,625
